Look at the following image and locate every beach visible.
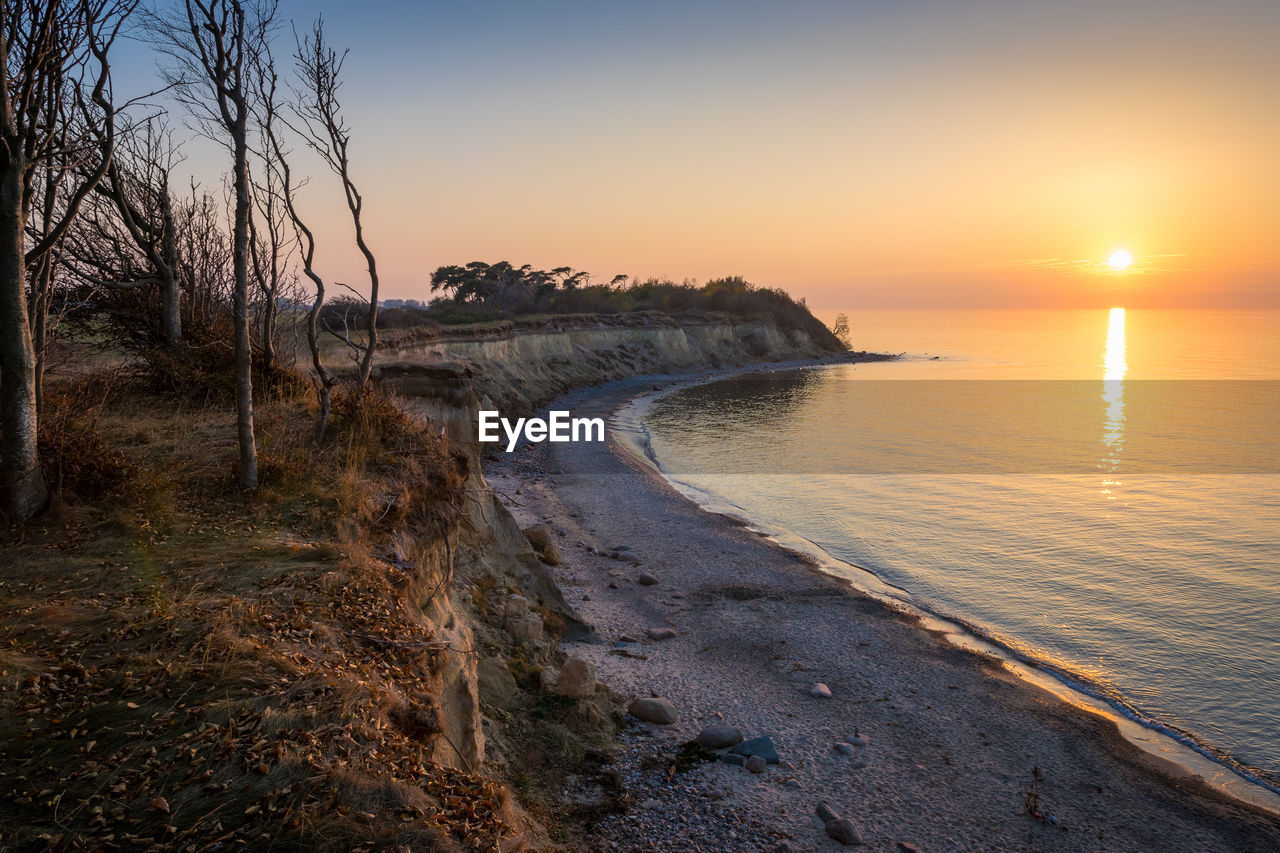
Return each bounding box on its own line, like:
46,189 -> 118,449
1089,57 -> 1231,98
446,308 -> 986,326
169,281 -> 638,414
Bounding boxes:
487,374 -> 1280,852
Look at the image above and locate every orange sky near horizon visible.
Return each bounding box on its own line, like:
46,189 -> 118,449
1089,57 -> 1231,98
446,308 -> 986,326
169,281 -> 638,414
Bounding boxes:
129,0 -> 1280,309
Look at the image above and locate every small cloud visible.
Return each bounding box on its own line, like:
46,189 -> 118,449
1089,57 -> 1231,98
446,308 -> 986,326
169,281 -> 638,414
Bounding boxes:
1007,253 -> 1190,276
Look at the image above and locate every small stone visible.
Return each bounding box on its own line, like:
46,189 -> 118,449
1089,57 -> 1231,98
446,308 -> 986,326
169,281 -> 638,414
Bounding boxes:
848,734 -> 870,747
826,818 -> 863,846
771,843 -> 798,853
628,697 -> 678,724
638,799 -> 661,811
730,735 -> 779,764
608,581 -> 619,589
810,682 -> 833,698
696,724 -> 743,749
833,742 -> 853,755
745,755 -> 766,773
719,753 -> 746,766
646,627 -> 677,641
618,634 -> 638,643
637,572 -> 660,586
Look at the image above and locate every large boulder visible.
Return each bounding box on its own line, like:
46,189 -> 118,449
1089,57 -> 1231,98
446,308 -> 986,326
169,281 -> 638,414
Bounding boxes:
476,657 -> 519,710
547,656 -> 596,699
503,595 -> 543,644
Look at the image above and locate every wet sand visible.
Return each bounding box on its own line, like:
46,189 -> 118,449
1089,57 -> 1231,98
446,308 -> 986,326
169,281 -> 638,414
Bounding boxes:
487,373 -> 1280,852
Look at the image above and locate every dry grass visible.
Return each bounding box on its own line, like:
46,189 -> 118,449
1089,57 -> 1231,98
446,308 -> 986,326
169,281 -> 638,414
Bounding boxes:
0,374 -> 510,852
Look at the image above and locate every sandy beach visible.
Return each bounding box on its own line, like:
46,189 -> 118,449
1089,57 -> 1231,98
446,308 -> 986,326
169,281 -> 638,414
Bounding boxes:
487,373 -> 1280,852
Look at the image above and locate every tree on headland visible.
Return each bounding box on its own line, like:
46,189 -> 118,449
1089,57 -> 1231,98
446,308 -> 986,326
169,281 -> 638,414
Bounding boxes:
0,0 -> 133,522
832,312 -> 850,348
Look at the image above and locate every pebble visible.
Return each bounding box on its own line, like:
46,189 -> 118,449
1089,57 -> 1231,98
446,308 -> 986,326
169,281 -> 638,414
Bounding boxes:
696,724 -> 744,749
810,682 -> 833,698
719,753 -> 746,767
745,755 -> 766,774
730,735 -> 780,764
637,572 -> 660,586
771,843 -> 798,853
847,734 -> 870,747
833,742 -> 853,755
647,627 -> 678,641
815,802 -> 840,824
638,799 -> 662,810
628,697 -> 679,724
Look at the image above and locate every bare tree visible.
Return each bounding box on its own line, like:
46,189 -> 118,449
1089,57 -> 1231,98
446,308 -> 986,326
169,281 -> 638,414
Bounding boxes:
152,0 -> 276,489
254,47 -> 333,442
290,19 -> 379,387
0,0 -> 131,522
247,103 -> 289,371
176,180 -> 233,328
58,117 -> 185,353
100,119 -> 183,347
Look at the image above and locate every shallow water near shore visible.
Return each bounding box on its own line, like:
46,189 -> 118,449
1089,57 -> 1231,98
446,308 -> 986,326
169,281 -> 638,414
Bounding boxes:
626,308 -> 1280,807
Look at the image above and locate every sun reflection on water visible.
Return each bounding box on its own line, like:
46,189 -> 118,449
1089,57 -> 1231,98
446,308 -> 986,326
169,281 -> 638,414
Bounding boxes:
1101,308 -> 1126,495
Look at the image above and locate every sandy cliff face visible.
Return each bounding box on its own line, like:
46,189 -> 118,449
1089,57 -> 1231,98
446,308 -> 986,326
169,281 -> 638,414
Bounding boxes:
369,320 -> 832,844
379,320 -> 827,413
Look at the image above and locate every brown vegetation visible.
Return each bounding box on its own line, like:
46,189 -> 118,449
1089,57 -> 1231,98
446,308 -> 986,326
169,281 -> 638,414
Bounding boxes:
0,374 -> 526,851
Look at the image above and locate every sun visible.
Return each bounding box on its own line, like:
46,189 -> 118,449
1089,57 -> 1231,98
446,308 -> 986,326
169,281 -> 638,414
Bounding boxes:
1107,248 -> 1134,270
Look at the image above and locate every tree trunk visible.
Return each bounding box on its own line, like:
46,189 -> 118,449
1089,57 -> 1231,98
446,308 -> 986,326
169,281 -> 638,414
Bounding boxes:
160,268 -> 181,350
0,162 -> 48,521
232,132 -> 258,489
260,297 -> 276,372
28,257 -> 51,418
160,193 -> 181,348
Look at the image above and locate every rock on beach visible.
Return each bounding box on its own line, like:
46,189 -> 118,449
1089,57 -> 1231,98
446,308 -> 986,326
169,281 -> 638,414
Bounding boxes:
696,724 -> 744,749
628,697 -> 678,724
730,735 -> 780,764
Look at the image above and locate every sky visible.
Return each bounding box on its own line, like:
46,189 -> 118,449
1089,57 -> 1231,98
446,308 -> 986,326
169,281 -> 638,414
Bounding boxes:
114,0 -> 1280,309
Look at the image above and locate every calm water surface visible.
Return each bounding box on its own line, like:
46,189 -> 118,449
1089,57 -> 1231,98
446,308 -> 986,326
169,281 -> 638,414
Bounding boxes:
642,309 -> 1280,789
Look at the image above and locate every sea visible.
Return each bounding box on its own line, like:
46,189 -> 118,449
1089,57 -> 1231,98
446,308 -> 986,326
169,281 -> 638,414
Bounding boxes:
626,308 -> 1280,806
